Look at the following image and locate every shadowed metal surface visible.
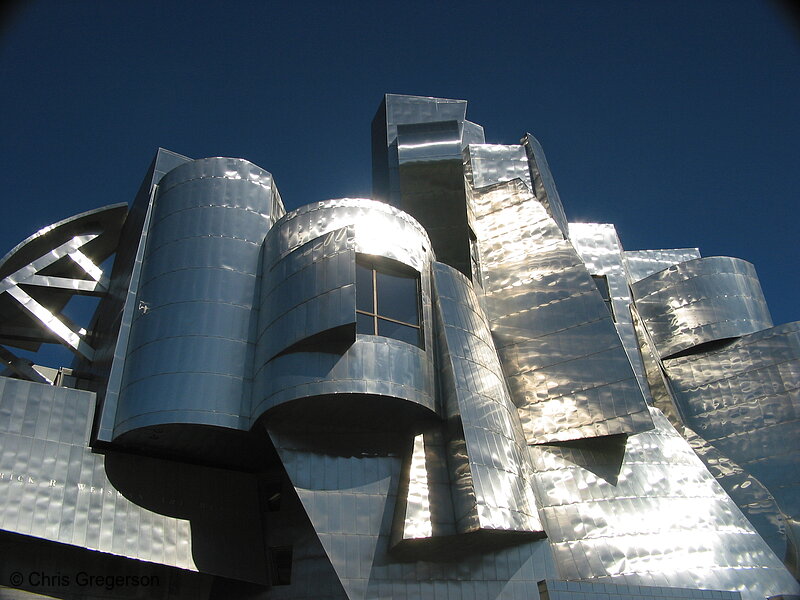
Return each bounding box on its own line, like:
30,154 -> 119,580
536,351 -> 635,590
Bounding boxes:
0,376 -> 267,583
530,407 -> 799,598
467,177 -> 652,443
114,157 -> 281,442
631,256 -> 773,359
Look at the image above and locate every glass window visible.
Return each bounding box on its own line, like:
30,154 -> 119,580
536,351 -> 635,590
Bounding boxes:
356,255 -> 422,347
592,274 -> 615,321
469,231 -> 482,286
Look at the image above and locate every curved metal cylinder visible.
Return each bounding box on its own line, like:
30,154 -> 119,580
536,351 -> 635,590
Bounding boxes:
252,198 -> 437,428
114,158 -> 279,440
631,256 -> 773,358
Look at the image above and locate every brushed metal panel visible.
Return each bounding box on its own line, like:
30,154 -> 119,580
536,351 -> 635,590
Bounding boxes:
115,157 -> 280,442
530,406 -> 799,599
662,321 -> 800,570
432,261 -> 542,533
624,248 -> 701,284
631,256 -> 773,358
466,177 -> 651,443
0,376 -> 267,583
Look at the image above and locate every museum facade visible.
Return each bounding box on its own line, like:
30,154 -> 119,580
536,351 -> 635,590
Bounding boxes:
0,94 -> 797,599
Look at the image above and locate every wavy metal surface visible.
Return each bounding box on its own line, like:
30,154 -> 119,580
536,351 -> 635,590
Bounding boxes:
431,261 -> 543,533
623,248 -> 701,284
662,321 -> 800,573
253,199 -> 436,425
467,177 -> 652,443
0,376 -> 266,583
631,256 -> 773,358
115,157 -> 281,439
530,406 -> 799,599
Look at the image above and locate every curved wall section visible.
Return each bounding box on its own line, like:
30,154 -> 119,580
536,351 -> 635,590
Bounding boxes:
631,256 -> 772,358
114,158 -> 279,440
253,199 -> 437,428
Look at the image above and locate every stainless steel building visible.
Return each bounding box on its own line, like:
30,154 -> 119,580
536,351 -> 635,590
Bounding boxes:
0,95 -> 797,600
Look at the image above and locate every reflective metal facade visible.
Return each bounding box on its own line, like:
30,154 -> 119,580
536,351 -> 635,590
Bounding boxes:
0,94 -> 798,600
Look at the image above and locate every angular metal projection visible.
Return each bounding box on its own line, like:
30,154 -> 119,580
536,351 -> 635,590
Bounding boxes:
431,262 -> 543,534
631,256 -> 773,358
0,95 -> 798,600
0,203 -> 127,362
467,178 -> 653,443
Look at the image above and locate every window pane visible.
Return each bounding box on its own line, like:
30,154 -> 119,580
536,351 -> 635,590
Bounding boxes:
378,318 -> 420,346
357,312 -> 375,335
592,275 -> 610,301
356,263 -> 374,312
376,270 -> 419,325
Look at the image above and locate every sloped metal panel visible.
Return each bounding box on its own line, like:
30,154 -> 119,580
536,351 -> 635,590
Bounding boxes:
114,158 -> 278,439
529,407 -> 799,599
631,256 -> 773,358
521,133 -> 569,236
662,321 -> 800,572
431,261 -> 543,533
267,427 -> 558,600
569,223 -> 652,402
467,177 -> 652,443
463,144 -> 531,190
94,148 -> 192,443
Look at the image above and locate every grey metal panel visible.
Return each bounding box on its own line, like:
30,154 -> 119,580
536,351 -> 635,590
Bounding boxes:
530,406 -> 799,599
662,321 -> 800,570
569,223 -> 653,403
431,262 -> 542,533
256,226 -> 356,363
463,144 -> 531,190
467,177 -> 652,443
267,426 -> 558,600
539,579 -> 742,600
624,248 -> 701,284
0,376 -> 267,583
371,94 -> 469,205
114,157 -> 280,442
94,148 -> 193,443
397,120 -> 463,163
631,256 -> 773,358
521,133 -> 569,236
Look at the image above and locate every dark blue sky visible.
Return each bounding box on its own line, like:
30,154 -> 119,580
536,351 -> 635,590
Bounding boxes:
1,1 -> 798,337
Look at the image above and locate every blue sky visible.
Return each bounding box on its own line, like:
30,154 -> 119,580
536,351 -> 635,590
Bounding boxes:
1,0 -> 798,363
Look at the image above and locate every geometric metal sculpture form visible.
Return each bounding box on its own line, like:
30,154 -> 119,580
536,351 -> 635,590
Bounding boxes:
0,94 -> 797,600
